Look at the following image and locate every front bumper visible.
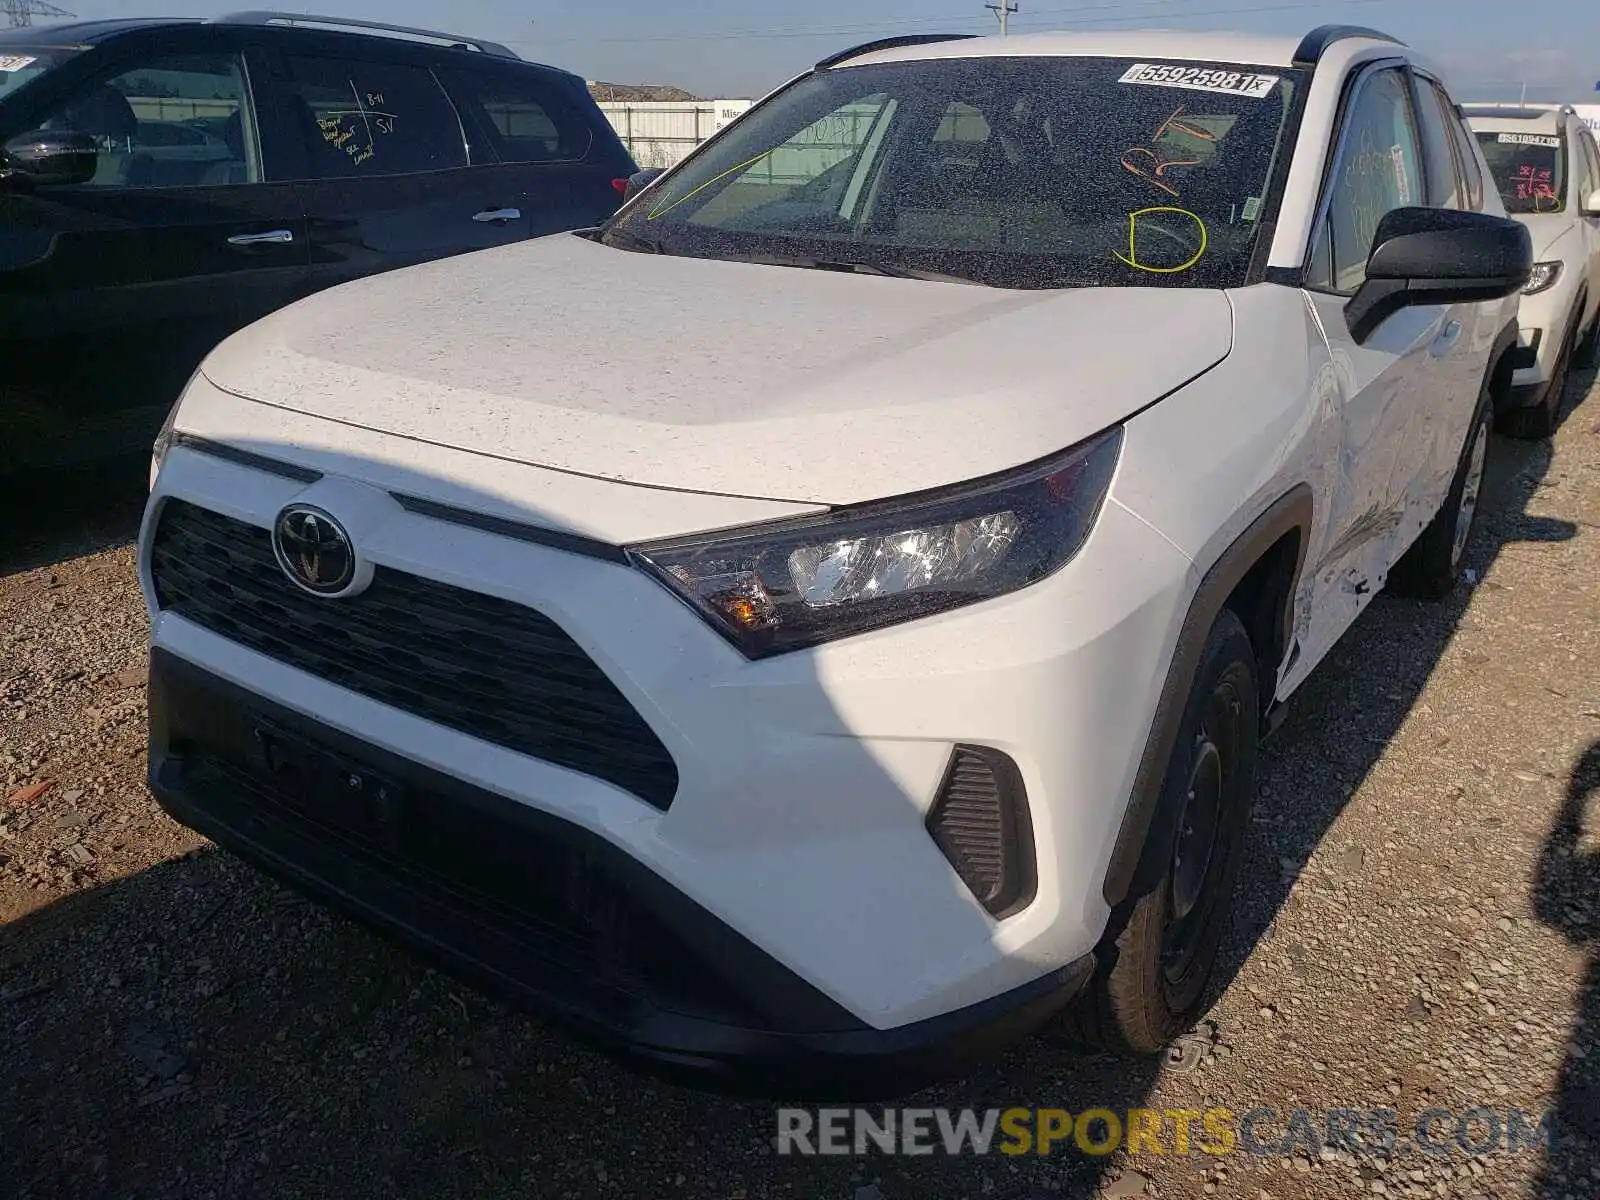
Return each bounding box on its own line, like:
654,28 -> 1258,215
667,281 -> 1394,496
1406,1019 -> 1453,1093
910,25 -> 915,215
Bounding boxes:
139,384 -> 1198,1082
148,648 -> 1094,1096
1508,280 -> 1581,399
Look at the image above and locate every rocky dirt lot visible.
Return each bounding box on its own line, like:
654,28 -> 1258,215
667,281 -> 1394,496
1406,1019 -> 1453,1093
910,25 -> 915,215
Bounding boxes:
3,375 -> 1600,1200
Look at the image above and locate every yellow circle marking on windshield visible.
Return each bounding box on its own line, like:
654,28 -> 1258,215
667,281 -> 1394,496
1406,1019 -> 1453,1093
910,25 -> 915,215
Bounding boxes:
647,149 -> 777,221
1113,206 -> 1209,274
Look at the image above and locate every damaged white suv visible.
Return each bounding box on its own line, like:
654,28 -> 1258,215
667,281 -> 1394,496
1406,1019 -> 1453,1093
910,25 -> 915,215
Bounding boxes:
141,25 -> 1529,1095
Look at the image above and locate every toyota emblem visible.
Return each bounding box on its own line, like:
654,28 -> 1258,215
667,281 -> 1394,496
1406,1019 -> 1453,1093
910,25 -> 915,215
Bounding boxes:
272,505 -> 356,596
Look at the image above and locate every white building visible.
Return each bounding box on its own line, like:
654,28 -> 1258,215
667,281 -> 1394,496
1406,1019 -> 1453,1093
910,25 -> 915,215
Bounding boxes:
592,98 -> 755,169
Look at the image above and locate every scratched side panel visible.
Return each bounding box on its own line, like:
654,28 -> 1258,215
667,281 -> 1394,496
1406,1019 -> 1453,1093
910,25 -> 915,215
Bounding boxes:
1107,282 -> 1342,701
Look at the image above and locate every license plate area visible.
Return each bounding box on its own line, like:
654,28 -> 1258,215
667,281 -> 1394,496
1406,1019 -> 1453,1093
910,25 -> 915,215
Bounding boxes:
252,718 -> 408,848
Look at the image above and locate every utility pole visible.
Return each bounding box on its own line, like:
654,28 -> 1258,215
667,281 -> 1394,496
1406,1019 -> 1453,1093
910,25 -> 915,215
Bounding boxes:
4,0 -> 74,29
985,0 -> 1017,36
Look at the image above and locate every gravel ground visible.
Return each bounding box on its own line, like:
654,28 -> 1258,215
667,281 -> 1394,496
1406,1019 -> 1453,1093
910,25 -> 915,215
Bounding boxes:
3,373 -> 1599,1200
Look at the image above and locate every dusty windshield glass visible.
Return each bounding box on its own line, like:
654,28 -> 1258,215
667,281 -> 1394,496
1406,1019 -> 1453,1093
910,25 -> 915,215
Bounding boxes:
0,47 -> 81,103
1476,131 -> 1567,214
603,56 -> 1301,289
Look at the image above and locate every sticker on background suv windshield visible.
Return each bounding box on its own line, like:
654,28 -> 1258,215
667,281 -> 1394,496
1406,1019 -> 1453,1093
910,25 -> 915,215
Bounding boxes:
1497,133 -> 1560,147
0,55 -> 38,72
1118,64 -> 1279,99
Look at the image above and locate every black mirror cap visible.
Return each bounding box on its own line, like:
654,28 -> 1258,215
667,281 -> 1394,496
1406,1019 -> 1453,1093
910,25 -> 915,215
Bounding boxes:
1346,207 -> 1533,344
622,167 -> 666,204
2,130 -> 99,187
1367,206 -> 1532,284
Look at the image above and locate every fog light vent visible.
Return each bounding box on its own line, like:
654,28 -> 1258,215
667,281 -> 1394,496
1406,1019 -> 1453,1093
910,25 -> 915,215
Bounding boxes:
926,745 -> 1036,919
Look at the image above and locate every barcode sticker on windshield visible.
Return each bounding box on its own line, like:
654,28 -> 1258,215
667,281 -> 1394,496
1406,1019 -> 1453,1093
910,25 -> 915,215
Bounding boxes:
0,55 -> 38,72
1119,63 -> 1279,99
1497,132 -> 1560,147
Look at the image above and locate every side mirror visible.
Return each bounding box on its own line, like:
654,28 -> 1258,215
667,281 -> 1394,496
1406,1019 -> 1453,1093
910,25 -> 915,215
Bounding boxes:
1,129 -> 98,187
1584,188 -> 1600,218
1346,206 -> 1533,344
622,167 -> 665,203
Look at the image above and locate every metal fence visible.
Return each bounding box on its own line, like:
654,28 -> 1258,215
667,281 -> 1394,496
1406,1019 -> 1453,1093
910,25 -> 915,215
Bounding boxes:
595,100 -> 753,169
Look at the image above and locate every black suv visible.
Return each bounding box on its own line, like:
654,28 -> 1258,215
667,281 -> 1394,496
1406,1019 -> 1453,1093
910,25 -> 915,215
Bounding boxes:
0,12 -> 636,476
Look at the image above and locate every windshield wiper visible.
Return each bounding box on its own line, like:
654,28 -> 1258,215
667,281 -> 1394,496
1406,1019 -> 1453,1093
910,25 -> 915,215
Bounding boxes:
812,260 -> 980,285
601,227 -> 664,254
725,252 -> 980,285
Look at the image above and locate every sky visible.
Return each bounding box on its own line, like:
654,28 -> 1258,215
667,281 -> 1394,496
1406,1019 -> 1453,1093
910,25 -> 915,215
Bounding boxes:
36,0 -> 1600,100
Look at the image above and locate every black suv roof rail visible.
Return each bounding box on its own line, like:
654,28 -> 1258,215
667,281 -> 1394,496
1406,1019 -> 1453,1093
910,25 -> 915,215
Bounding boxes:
209,10 -> 521,59
1291,24 -> 1402,68
815,33 -> 976,72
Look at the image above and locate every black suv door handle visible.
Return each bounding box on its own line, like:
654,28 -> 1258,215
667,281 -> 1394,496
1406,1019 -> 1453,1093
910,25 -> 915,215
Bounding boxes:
227,230 -> 295,246
472,207 -> 521,224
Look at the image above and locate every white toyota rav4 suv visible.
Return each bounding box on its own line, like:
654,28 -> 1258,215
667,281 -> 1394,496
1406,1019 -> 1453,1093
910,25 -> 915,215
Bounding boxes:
1463,103 -> 1600,438
140,26 -> 1530,1095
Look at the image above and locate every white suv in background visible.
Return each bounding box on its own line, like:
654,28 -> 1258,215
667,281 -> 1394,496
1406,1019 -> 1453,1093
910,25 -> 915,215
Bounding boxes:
141,26 -> 1530,1095
1465,103 -> 1600,438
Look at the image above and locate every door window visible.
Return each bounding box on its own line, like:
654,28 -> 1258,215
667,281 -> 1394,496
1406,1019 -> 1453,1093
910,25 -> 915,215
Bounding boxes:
1411,75 -> 1464,209
27,53 -> 259,188
1575,129 -> 1600,201
1307,67 -> 1425,293
280,56 -> 467,179
1435,83 -> 1485,211
448,69 -> 595,163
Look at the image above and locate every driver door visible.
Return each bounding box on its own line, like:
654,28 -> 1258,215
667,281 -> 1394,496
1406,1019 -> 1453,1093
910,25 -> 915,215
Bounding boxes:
1294,63 -> 1445,678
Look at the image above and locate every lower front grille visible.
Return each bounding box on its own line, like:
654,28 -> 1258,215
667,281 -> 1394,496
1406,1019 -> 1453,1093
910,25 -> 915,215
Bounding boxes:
148,499 -> 679,810
927,745 -> 1036,919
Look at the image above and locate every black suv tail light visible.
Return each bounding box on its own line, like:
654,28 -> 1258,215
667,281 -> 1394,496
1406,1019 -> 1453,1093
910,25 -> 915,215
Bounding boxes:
926,745 -> 1036,919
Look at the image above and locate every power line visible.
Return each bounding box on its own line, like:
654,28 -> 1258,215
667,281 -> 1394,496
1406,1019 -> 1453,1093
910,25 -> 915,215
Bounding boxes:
4,0 -> 73,28
515,0 -> 1390,47
514,0 -> 1217,45
985,0 -> 1019,37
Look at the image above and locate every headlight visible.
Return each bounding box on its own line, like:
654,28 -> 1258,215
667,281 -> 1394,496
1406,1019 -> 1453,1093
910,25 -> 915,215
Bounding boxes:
629,429 -> 1122,658
149,399 -> 180,489
148,396 -> 180,486
1524,261 -> 1562,295
149,369 -> 203,488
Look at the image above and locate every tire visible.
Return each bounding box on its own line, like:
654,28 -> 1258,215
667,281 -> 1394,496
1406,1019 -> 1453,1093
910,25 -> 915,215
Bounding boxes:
1069,608 -> 1259,1055
1500,322 -> 1572,441
1389,388 -> 1492,601
1574,307 -> 1600,371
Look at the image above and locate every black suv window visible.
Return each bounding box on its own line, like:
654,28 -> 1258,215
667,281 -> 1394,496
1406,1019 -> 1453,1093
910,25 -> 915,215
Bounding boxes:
280,55 -> 467,178
24,53 -> 259,188
449,68 -> 596,163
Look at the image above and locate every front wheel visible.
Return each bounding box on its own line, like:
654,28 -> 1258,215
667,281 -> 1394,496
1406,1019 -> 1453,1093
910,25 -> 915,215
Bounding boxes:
1069,608 -> 1259,1055
1389,390 -> 1492,601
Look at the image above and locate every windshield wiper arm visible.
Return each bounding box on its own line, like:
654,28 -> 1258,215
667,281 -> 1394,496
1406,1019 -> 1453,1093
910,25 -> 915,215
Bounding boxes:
816,260 -> 979,285
602,227 -> 664,254
726,253 -> 979,285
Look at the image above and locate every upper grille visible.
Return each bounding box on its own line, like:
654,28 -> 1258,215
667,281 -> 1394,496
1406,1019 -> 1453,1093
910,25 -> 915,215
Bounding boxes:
149,499 -> 679,810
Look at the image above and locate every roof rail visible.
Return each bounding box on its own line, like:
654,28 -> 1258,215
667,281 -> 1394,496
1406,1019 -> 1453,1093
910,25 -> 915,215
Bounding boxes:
815,33 -> 976,71
1291,24 -> 1402,68
209,11 -> 520,59
1462,101 -> 1576,117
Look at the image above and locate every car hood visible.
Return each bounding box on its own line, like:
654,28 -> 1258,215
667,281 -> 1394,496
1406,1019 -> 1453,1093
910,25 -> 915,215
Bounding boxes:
1513,213 -> 1578,260
200,233 -> 1234,506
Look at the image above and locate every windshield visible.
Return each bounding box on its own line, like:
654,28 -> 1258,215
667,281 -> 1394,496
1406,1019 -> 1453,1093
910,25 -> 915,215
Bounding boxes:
602,56 -> 1301,289
1476,130 -> 1567,214
0,47 -> 81,103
